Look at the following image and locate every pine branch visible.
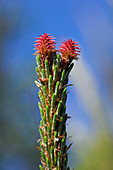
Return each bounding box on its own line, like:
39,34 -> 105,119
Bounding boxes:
34,33 -> 81,170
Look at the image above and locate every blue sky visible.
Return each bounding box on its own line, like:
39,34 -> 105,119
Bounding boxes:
1,0 -> 113,133
0,0 -> 113,169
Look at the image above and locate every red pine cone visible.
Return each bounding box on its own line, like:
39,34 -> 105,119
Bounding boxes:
34,33 -> 56,55
60,39 -> 81,62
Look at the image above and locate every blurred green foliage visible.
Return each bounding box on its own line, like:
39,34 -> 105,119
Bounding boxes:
78,134 -> 113,170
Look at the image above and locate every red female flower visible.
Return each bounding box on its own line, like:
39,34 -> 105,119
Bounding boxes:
60,39 -> 81,63
34,33 -> 56,55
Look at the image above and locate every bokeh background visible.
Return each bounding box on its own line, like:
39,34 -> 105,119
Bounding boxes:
0,0 -> 113,169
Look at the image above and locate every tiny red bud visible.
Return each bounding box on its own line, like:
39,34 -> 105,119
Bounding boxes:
60,39 -> 81,64
34,33 -> 56,55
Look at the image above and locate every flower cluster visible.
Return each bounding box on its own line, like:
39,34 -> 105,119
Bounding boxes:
34,33 -> 81,65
